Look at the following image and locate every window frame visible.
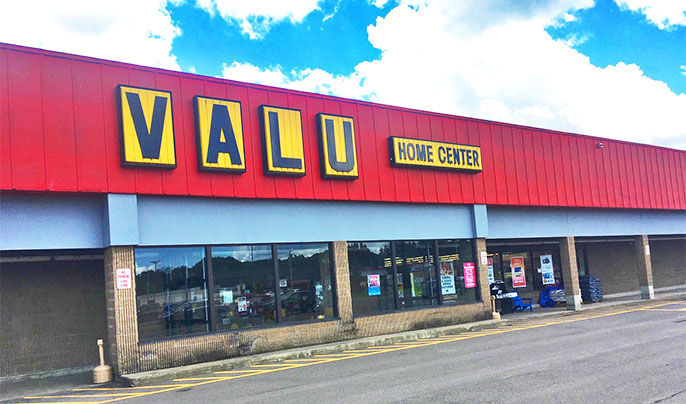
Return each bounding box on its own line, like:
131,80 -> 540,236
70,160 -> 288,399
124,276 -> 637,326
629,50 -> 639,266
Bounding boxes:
347,239 -> 480,318
134,242 -> 338,343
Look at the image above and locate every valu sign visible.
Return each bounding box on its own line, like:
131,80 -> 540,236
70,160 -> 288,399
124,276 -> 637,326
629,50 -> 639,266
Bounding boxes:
117,85 -> 480,179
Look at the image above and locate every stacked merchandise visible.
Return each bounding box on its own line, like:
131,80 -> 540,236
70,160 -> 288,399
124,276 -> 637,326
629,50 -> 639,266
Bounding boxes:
548,287 -> 566,304
579,275 -> 603,302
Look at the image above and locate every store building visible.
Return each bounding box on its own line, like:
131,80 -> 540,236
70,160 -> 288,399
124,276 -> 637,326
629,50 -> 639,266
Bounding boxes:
1,43 -> 684,379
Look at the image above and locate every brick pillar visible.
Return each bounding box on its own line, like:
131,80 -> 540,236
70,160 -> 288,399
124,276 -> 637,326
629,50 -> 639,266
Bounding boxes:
104,246 -> 140,375
474,238 -> 494,313
331,241 -> 353,324
560,236 -> 581,310
634,235 -> 655,299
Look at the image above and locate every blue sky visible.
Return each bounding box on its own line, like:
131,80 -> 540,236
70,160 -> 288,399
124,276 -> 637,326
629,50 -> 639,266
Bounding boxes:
1,0 -> 685,148
169,0 -> 392,76
546,0 -> 686,95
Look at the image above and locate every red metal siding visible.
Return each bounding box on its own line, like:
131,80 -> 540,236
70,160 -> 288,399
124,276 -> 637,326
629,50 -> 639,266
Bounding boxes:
1,43 -> 684,210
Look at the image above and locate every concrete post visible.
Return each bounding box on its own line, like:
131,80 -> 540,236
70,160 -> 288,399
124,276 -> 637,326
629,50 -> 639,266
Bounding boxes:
331,241 -> 354,324
634,235 -> 655,299
104,246 -> 140,375
474,238 -> 494,314
560,236 -> 581,310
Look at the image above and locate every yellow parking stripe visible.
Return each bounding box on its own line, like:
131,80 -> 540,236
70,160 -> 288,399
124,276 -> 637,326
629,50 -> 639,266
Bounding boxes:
250,363 -> 293,368
213,370 -> 261,374
24,394 -> 138,398
12,402 -> 104,404
74,385 -> 190,391
342,349 -> 379,353
16,300 -> 680,404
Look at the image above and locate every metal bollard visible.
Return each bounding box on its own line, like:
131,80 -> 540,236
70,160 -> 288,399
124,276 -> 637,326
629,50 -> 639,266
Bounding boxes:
93,339 -> 113,383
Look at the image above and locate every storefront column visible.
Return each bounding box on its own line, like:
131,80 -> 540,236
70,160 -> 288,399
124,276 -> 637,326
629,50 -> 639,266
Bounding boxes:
474,238 -> 494,314
559,236 -> 581,311
104,246 -> 140,375
332,241 -> 354,325
634,235 -> 655,299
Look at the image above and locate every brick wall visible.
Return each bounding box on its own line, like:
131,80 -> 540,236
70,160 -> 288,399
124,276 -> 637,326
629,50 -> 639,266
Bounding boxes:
106,241 -> 492,375
585,241 -> 639,295
651,238 -> 686,289
0,258 -> 107,377
105,247 -> 140,375
585,238 -> 686,295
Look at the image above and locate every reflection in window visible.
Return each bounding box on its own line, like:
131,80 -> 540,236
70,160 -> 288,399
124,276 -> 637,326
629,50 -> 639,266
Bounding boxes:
276,244 -> 335,322
348,242 -> 395,315
395,241 -> 437,309
134,247 -> 209,341
211,245 -> 275,331
436,240 -> 478,305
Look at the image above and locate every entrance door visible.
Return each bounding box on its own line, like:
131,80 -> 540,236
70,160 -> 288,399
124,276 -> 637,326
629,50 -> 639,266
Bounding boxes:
491,244 -> 563,301
0,253 -> 107,377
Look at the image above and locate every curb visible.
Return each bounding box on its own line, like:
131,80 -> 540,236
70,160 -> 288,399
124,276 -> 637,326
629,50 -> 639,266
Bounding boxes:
119,293 -> 686,387
120,318 -> 502,386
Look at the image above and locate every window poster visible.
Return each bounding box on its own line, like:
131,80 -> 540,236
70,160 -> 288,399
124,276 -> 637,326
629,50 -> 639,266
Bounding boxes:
463,262 -> 476,288
220,289 -> 233,305
367,274 -> 381,296
511,256 -> 527,288
487,257 -> 495,284
237,296 -> 248,312
410,273 -> 423,297
440,261 -> 456,295
540,254 -> 555,285
396,273 -> 404,298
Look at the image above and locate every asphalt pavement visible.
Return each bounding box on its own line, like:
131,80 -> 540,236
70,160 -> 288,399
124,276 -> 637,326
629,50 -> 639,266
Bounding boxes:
6,299 -> 686,404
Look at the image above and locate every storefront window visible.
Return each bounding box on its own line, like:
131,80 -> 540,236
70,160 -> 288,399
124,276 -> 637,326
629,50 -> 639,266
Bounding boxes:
395,241 -> 438,309
491,245 -> 564,300
576,247 -> 587,277
489,252 -> 503,284
276,244 -> 335,322
501,252 -> 532,293
347,242 -> 395,315
436,240 -> 478,305
134,247 -> 209,341
531,251 -> 563,289
211,245 -> 276,331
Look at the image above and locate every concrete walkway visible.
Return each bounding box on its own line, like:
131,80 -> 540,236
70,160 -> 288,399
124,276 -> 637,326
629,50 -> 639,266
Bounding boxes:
2,288 -> 684,402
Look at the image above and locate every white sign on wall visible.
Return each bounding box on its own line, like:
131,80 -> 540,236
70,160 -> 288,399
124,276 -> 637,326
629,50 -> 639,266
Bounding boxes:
480,250 -> 488,266
116,268 -> 132,289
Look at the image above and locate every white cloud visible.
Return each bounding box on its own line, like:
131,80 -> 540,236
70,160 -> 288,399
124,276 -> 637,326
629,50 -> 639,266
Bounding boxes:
220,0 -> 686,149
614,0 -> 686,29
370,0 -> 391,8
196,0 -> 323,39
221,62 -> 373,100
682,65 -> 686,76
0,0 -> 181,70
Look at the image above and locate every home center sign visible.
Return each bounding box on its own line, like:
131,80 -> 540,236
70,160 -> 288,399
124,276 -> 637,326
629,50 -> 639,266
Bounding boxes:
117,84 -> 481,180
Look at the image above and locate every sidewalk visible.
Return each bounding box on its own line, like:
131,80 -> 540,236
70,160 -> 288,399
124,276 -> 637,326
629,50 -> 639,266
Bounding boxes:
2,289 -> 684,402
505,285 -> 686,321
